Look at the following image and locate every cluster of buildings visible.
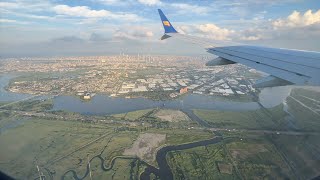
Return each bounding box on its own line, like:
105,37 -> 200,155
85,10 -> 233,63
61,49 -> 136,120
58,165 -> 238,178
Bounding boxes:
3,55 -> 260,99
115,65 -> 257,98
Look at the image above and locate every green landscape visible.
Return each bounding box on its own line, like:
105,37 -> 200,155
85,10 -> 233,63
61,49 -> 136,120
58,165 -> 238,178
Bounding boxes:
0,113 -> 213,179
193,104 -> 286,130
166,137 -> 294,180
286,88 -> 320,131
1,87 -> 320,179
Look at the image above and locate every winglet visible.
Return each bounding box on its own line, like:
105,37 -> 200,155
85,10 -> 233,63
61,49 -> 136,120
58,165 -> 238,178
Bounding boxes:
158,9 -> 178,34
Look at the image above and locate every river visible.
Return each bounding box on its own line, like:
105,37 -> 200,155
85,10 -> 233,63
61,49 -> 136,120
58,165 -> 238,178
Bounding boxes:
52,94 -> 260,115
0,73 -> 295,115
0,74 -> 32,102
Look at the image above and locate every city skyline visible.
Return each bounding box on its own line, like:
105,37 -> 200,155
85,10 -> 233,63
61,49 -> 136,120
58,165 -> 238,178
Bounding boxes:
0,0 -> 320,57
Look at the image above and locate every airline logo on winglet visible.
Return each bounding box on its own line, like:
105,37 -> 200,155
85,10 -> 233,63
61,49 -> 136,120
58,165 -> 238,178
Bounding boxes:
163,21 -> 170,26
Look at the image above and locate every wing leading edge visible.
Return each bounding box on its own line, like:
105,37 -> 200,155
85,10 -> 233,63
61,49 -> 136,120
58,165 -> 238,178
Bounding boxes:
157,9 -> 320,87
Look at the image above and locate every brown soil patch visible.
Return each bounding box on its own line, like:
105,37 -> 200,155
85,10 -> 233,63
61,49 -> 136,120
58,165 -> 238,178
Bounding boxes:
154,109 -> 189,122
123,133 -> 166,163
217,162 -> 233,174
230,144 -> 267,160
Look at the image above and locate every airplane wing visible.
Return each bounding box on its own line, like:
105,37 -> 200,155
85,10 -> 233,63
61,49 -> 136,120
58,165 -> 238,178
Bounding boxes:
158,9 -> 320,87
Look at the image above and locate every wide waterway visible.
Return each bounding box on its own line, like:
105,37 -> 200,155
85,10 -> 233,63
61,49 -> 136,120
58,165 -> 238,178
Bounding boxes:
0,73 -> 295,115
52,94 -> 260,115
0,74 -> 32,102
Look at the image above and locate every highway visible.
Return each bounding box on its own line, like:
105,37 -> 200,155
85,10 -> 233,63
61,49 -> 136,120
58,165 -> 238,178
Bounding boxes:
1,107 -> 319,137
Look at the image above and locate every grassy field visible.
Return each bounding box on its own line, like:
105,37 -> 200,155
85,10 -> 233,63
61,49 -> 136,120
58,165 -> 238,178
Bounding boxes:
291,88 -> 320,102
2,99 -> 53,112
165,129 -> 214,145
0,113 -> 216,179
167,143 -> 236,180
0,101 -> 10,106
0,111 -> 12,123
0,113 -> 23,134
153,109 -> 190,122
146,128 -> 214,146
193,104 -> 287,130
112,108 -> 199,129
269,134 -> 320,179
112,108 -> 154,121
0,117 -> 141,179
226,138 -> 294,179
286,88 -> 320,131
89,158 -> 139,180
167,136 -> 295,180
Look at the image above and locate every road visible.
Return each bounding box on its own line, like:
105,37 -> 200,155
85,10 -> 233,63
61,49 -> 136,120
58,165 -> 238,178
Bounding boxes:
0,95 -> 39,109
2,107 -> 319,137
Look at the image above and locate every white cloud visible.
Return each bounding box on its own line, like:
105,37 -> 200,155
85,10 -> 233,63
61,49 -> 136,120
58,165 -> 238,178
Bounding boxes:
0,1 -> 55,21
198,24 -> 234,40
233,9 -> 320,41
273,9 -> 320,28
237,29 -> 264,41
96,0 -> 129,6
182,9 -> 320,42
99,0 -> 121,4
0,2 -> 19,8
0,1 -> 53,12
171,3 -> 209,14
53,5 -> 108,18
136,1 -> 209,15
113,26 -> 154,40
53,5 -> 142,21
137,0 -> 162,6
240,36 -> 261,41
175,25 -> 191,35
0,18 -> 17,23
0,18 -> 30,24
181,24 -> 235,40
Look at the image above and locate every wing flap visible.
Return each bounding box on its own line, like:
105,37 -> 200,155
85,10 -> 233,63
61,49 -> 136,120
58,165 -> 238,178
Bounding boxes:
209,49 -> 311,85
224,46 -> 320,69
211,47 -> 320,77
244,46 -> 320,60
253,75 -> 293,88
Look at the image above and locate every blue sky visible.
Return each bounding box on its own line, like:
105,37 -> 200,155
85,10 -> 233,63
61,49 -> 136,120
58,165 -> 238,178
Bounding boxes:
0,0 -> 319,57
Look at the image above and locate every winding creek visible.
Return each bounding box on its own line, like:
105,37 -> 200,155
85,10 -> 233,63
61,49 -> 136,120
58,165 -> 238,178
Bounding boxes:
140,136 -> 224,180
61,156 -> 139,180
60,136 -> 224,180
